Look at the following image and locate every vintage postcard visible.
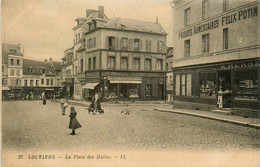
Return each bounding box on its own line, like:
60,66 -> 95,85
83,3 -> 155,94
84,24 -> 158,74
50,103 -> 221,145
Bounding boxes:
1,0 -> 260,166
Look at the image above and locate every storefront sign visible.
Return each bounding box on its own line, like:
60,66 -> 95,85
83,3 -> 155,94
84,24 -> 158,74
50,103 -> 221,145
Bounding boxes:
219,61 -> 260,70
178,6 -> 258,39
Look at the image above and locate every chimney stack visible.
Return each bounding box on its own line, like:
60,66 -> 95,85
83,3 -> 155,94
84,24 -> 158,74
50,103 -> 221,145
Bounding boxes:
86,9 -> 96,18
98,6 -> 104,18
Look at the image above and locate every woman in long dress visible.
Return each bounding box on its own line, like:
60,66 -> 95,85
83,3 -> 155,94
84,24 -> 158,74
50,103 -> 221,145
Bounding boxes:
68,106 -> 81,135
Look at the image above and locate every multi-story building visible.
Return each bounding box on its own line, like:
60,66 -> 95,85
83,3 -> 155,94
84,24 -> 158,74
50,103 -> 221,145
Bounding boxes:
22,58 -> 62,99
64,6 -> 167,101
62,47 -> 74,98
2,43 -> 24,100
171,0 -> 259,117
166,47 -> 174,102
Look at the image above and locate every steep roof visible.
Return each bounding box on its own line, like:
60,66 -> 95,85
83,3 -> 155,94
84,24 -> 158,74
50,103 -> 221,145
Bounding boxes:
101,18 -> 167,35
2,43 -> 23,63
23,59 -> 55,76
51,61 -> 62,71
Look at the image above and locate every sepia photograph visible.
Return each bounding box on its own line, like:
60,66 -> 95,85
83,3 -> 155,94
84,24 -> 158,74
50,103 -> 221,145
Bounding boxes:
1,0 -> 260,166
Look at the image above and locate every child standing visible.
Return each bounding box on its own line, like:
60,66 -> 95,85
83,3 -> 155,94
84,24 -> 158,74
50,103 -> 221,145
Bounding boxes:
69,106 -> 81,135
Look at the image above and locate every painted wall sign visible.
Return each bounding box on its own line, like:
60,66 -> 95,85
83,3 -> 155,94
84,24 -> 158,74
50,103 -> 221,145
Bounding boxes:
178,6 -> 258,39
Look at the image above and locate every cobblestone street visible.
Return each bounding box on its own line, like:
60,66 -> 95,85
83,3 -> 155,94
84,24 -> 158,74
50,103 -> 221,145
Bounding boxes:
2,101 -> 260,152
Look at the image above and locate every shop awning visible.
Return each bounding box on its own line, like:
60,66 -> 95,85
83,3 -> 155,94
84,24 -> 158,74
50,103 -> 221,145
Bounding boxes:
83,83 -> 99,89
2,86 -> 10,91
109,77 -> 142,84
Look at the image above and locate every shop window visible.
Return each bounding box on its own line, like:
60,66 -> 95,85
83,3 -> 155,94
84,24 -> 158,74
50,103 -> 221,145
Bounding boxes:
10,59 -> 14,65
200,72 -> 216,98
51,79 -> 53,86
10,69 -> 15,76
121,37 -> 128,51
145,59 -> 152,70
184,7 -> 191,26
93,57 -> 96,70
187,74 -> 192,96
134,38 -> 141,51
223,28 -> 228,50
17,59 -> 20,65
36,80 -> 39,86
108,36 -> 116,50
234,70 -> 258,101
24,80 -> 28,86
30,80 -> 34,86
107,84 -> 118,99
181,74 -> 186,96
145,40 -> 152,52
133,58 -> 140,70
121,57 -> 128,70
156,59 -> 163,71
202,0 -> 209,20
175,74 -> 180,96
129,85 -> 139,98
176,74 -> 192,96
46,79 -> 49,85
41,79 -> 44,85
108,56 -> 115,69
184,39 -> 190,58
145,85 -> 152,97
202,33 -> 210,53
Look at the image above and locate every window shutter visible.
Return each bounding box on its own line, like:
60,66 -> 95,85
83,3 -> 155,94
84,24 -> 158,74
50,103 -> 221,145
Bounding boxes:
115,37 -> 119,50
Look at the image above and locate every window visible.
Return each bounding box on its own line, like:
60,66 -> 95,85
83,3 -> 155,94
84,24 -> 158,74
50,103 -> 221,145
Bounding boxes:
30,67 -> 34,73
46,79 -> 49,85
24,80 -> 28,86
16,69 -> 20,76
88,38 -> 92,49
175,74 -> 180,95
156,59 -> 163,71
10,69 -> 15,76
128,39 -> 134,51
145,85 -> 152,97
41,79 -> 44,85
93,37 -> 96,48
2,65 -> 4,72
157,41 -> 165,53
134,39 -> 141,51
121,37 -> 128,51
17,59 -> 20,65
223,28 -> 228,50
16,79 -> 20,86
93,57 -> 96,70
30,80 -> 34,86
80,59 -> 84,72
181,74 -> 186,96
10,59 -> 14,65
88,58 -> 91,70
184,39 -> 190,58
145,40 -> 152,52
133,58 -> 140,70
108,36 -> 116,50
200,73 -> 216,98
170,76 -> 173,84
202,33 -> 210,53
223,0 -> 229,12
184,7 -> 191,26
121,57 -> 128,70
176,74 -> 192,96
36,80 -> 39,86
202,0 -> 209,20
108,57 -> 115,69
145,59 -> 152,70
42,68 -> 45,74
51,79 -> 53,86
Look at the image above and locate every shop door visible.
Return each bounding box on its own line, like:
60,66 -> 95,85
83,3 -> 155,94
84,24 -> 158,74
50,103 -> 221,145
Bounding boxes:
158,84 -> 164,100
120,84 -> 128,99
218,71 -> 231,108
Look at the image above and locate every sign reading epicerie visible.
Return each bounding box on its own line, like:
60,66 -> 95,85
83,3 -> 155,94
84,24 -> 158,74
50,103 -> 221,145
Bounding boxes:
178,6 -> 258,39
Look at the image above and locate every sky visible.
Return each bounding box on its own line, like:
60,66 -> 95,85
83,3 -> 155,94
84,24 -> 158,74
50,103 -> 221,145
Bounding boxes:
1,0 -> 173,61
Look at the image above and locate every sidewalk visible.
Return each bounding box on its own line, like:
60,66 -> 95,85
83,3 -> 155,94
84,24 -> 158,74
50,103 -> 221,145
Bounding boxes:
154,105 -> 260,129
52,99 -> 260,129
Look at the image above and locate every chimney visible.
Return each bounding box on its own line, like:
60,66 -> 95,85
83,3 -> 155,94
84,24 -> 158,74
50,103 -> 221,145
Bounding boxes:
98,6 -> 104,18
156,16 -> 158,24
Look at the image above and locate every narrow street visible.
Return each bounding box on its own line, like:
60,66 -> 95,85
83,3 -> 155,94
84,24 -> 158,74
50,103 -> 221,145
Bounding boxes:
2,101 -> 260,152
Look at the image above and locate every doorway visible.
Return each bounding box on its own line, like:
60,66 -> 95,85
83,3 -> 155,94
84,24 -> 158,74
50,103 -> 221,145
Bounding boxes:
218,70 -> 231,108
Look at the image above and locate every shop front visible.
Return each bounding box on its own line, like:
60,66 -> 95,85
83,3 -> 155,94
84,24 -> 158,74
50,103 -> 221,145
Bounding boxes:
173,58 -> 260,118
64,78 -> 74,98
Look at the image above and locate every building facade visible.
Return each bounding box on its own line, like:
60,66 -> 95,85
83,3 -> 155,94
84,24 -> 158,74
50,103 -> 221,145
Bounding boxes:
2,43 -> 24,100
166,47 -> 174,102
171,0 -> 259,117
64,6 -> 167,101
62,47 -> 74,98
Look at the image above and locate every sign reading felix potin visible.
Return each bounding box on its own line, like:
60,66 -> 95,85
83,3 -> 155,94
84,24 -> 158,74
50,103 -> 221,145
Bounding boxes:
178,6 -> 258,39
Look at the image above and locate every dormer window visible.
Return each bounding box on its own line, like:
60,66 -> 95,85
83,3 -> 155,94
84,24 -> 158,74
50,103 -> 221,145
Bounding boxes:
41,68 -> 46,74
30,67 -> 34,73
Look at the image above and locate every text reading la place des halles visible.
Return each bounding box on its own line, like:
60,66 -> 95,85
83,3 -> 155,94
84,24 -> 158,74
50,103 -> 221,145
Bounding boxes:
178,6 -> 258,39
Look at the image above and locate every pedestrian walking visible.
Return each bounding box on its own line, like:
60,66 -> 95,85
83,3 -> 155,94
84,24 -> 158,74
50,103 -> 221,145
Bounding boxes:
60,97 -> 67,115
42,95 -> 47,105
69,106 -> 81,135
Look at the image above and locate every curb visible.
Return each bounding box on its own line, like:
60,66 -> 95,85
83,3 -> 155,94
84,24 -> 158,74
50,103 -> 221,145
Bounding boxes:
154,108 -> 260,129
